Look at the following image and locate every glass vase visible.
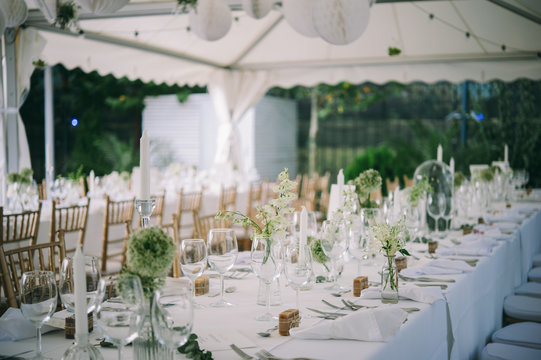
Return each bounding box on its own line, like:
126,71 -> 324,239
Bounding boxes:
257,277 -> 282,306
381,256 -> 399,304
133,298 -> 173,360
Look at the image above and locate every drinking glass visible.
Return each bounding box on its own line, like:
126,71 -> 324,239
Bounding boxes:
320,220 -> 349,291
95,275 -> 145,360
152,286 -> 193,353
251,234 -> 282,321
361,208 -> 382,264
59,255 -> 100,313
284,244 -> 313,315
348,216 -> 367,274
179,238 -> 207,308
207,228 -> 238,307
403,206 -> 420,242
20,271 -> 57,360
427,193 -> 443,237
440,193 -> 453,236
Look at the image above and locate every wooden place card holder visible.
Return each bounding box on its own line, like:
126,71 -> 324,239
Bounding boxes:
428,241 -> 438,254
279,309 -> 300,336
394,256 -> 408,272
194,275 -> 209,296
353,276 -> 369,297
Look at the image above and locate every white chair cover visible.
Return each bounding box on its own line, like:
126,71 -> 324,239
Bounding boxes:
528,267 -> 541,283
515,282 -> 541,299
503,295 -> 541,322
481,343 -> 541,360
491,322 -> 541,350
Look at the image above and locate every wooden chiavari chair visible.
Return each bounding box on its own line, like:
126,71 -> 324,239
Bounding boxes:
0,238 -> 66,308
101,196 -> 134,274
49,198 -> 90,256
218,186 -> 237,213
150,191 -> 166,227
193,213 -> 230,243
38,179 -> 47,200
403,175 -> 414,188
0,203 -> 42,247
162,190 -> 202,240
160,214 -> 180,278
386,177 -> 400,194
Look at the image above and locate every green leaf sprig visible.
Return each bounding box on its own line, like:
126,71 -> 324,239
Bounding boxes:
7,168 -> 33,185
178,334 -> 213,360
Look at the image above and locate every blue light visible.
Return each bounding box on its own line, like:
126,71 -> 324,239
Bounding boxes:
71,118 -> 79,127
474,112 -> 485,122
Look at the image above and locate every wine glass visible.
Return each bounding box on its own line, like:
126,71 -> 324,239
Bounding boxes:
179,239 -> 207,308
95,275 -> 145,360
59,255 -> 100,314
284,244 -> 313,315
152,286 -> 193,353
348,216 -> 367,274
361,208 -> 382,264
439,193 -> 453,236
207,228 -> 238,307
251,234 -> 282,321
320,220 -> 349,291
427,193 -> 443,238
403,206 -> 420,242
20,271 -> 57,360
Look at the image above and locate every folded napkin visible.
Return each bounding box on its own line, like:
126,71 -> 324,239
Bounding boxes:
290,305 -> 407,342
437,237 -> 497,256
401,259 -> 473,277
473,225 -> 510,240
0,308 -> 56,341
485,212 -> 524,224
495,222 -> 519,232
360,283 -> 443,304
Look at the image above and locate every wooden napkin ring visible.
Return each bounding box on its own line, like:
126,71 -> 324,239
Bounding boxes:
279,309 -> 300,336
65,312 -> 93,339
194,275 -> 209,296
394,256 -> 408,272
353,276 -> 369,297
428,241 -> 438,254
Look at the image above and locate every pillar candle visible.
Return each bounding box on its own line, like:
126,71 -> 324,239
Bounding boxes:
73,245 -> 88,339
139,130 -> 150,200
437,145 -> 443,162
504,144 -> 508,163
337,169 -> 344,208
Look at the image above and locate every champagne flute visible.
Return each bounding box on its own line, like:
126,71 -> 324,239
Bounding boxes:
152,286 -> 193,354
320,220 -> 349,291
251,234 -> 282,321
179,239 -> 207,308
207,228 -> 238,307
20,271 -> 57,360
284,244 -> 313,315
59,255 -> 101,313
95,275 -> 145,360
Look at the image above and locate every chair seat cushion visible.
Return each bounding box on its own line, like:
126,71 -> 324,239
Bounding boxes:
533,253 -> 541,268
492,322 -> 541,349
515,282 -> 541,298
481,343 -> 541,360
503,295 -> 541,322
528,267 -> 541,282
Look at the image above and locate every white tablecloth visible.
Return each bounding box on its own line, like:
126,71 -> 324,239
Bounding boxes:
1,200 -> 539,360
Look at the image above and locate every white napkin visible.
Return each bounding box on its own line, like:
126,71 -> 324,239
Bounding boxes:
360,283 -> 443,304
0,308 -> 57,341
485,212 -> 524,223
290,305 -> 407,342
437,237 -> 497,256
472,225 -> 510,240
401,259 -> 473,277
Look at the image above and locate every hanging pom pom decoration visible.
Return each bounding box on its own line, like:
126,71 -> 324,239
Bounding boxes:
189,0 -> 232,41
0,0 -> 28,28
243,0 -> 273,20
282,0 -> 318,38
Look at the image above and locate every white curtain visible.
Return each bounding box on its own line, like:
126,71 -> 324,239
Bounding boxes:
207,69 -> 270,174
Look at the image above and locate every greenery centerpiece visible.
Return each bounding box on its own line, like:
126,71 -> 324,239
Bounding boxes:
348,169 -> 382,209
6,168 -> 36,212
370,219 -> 409,303
122,227 -> 175,360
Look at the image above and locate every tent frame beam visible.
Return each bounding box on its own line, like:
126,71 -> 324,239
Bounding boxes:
2,29 -> 19,173
486,0 -> 541,25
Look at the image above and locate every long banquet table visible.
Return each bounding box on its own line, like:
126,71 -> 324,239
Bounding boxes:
1,197 -> 540,360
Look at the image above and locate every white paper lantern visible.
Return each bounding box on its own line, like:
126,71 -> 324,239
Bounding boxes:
35,0 -> 57,24
0,0 -> 28,28
282,0 -> 318,38
243,0 -> 273,19
189,0 -> 232,41
75,0 -> 129,14
312,0 -> 371,45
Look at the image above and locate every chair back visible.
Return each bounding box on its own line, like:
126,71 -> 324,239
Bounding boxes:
38,179 -> 47,200
1,203 -> 42,247
160,214 -> 180,278
403,175 -> 414,188
49,199 -> 90,255
246,183 -> 262,221
218,186 -> 237,212
0,239 -> 66,308
101,196 -> 134,274
170,190 -> 202,239
193,214 -> 230,242
386,177 -> 400,193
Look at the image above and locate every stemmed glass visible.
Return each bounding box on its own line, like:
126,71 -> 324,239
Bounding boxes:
440,194 -> 453,236
207,228 -> 238,307
59,255 -> 101,313
320,220 -> 349,291
427,193 -> 443,238
284,244 -> 313,315
20,271 -> 57,360
179,239 -> 207,308
348,216 -> 367,274
251,234 -> 282,321
95,275 -> 145,360
361,208 -> 382,264
152,286 -> 193,355
403,206 -> 420,242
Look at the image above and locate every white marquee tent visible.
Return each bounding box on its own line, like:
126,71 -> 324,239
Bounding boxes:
1,0 -> 540,200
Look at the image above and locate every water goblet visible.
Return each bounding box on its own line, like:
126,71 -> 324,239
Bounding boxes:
59,255 -> 100,314
320,220 -> 349,291
251,234 -> 282,321
427,193 -> 443,238
95,275 -> 145,360
284,244 -> 313,316
20,271 -> 57,360
207,228 -> 238,307
179,238 -> 207,308
152,286 -> 193,355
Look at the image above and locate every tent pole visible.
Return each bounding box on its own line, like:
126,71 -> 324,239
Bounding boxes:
44,66 -> 54,192
2,28 -> 19,173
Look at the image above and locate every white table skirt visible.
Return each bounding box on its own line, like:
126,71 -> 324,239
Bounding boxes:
1,200 -> 539,360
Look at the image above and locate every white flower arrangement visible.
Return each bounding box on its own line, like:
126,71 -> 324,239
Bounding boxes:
370,218 -> 410,258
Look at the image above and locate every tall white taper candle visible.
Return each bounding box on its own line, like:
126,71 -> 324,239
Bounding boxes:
450,157 -> 455,175
139,130 -> 150,200
504,144 -> 509,163
73,245 -> 88,341
337,169 -> 344,208
437,145 -> 443,162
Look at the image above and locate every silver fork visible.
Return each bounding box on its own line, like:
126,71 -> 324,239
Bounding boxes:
230,344 -> 254,360
255,348 -> 315,360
